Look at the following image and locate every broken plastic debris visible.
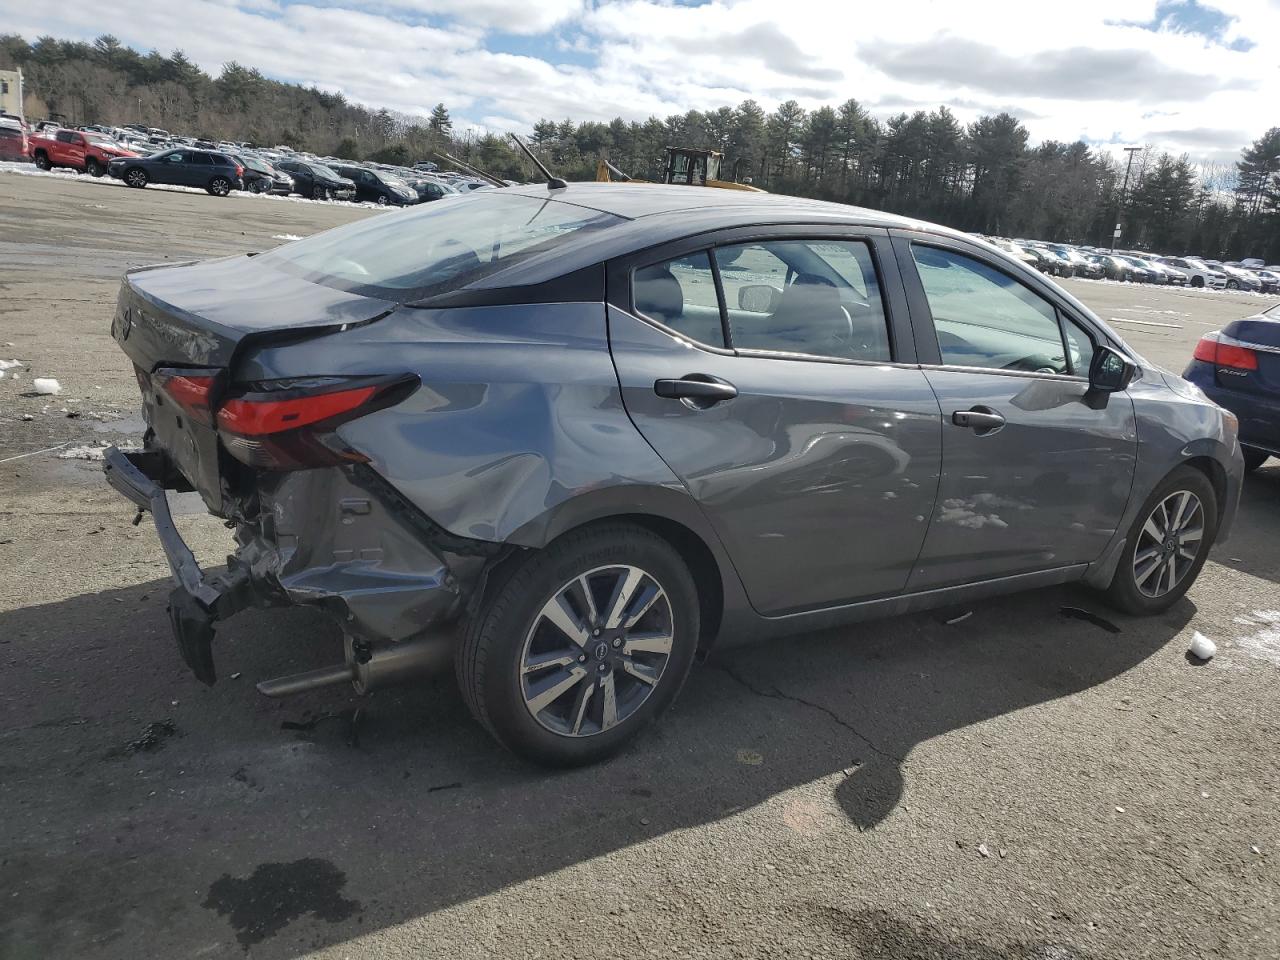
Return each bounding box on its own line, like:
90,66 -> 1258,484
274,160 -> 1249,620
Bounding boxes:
977,843 -> 991,858
1252,845 -> 1262,855
33,377 -> 62,395
944,610 -> 973,625
1188,631 -> 1217,661
1115,806 -> 1126,813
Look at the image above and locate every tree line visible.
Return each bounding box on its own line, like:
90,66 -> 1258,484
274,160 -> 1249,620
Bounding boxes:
3,33 -> 1277,262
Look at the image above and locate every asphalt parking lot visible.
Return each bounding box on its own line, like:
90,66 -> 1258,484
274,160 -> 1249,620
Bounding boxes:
1,172 -> 1278,960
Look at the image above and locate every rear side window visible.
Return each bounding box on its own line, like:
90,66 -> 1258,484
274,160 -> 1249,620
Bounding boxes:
715,239 -> 889,361
633,253 -> 726,347
912,245 -> 1070,374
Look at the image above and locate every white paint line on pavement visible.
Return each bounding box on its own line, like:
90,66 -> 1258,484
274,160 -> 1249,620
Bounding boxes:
1108,316 -> 1183,329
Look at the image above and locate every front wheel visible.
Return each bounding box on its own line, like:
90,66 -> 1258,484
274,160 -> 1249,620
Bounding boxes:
1102,466 -> 1217,615
124,167 -> 148,188
33,151 -> 51,171
1226,279 -> 1239,290
457,523 -> 700,767
1191,276 -> 1204,288
376,195 -> 389,206
207,176 -> 231,197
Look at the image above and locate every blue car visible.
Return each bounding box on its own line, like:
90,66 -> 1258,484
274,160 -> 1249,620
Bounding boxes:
1185,302 -> 1280,471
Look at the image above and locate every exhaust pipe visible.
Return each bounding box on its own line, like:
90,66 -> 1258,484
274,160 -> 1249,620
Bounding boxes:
256,631 -> 453,698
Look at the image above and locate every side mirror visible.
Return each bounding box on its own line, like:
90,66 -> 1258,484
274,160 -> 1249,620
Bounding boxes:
1089,345 -> 1137,393
738,284 -> 781,313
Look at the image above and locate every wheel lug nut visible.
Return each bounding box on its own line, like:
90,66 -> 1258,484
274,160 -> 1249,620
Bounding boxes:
578,655 -> 586,663
597,663 -> 607,673
593,628 -> 602,637
612,638 -> 622,648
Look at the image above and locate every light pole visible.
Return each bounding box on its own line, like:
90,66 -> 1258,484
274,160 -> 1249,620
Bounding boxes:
1110,145 -> 1143,252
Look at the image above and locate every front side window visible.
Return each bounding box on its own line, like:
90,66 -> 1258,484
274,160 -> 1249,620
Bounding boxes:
633,252 -> 725,347
260,192 -> 622,301
716,239 -> 890,361
912,245 -> 1069,374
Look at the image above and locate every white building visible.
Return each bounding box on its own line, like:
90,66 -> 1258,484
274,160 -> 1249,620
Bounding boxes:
0,69 -> 25,120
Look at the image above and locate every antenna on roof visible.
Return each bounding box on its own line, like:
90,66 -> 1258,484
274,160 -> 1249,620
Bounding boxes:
431,151 -> 506,188
509,133 -> 567,190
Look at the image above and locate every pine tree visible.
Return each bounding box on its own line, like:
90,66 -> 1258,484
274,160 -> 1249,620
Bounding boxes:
428,102 -> 451,134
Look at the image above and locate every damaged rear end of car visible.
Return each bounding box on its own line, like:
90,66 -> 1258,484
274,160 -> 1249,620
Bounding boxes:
104,192 -> 625,697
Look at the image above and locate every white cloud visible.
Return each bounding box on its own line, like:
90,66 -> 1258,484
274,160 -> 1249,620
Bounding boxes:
5,0 -> 1278,162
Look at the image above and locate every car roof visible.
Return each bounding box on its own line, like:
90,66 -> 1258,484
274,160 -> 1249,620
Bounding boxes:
499,181 -> 940,231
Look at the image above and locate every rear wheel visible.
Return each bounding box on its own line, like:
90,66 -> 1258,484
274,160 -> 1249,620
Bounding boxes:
86,158 -> 103,177
1102,466 -> 1217,615
1243,447 -> 1270,472
207,176 -> 231,197
124,167 -> 148,188
457,523 -> 699,767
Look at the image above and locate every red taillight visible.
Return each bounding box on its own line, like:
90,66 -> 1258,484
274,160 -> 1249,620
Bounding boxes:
153,369 -> 219,426
216,376 -> 416,471
1194,333 -> 1258,371
217,385 -> 376,436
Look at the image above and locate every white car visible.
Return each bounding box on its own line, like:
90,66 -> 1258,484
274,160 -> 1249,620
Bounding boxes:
1158,257 -> 1227,290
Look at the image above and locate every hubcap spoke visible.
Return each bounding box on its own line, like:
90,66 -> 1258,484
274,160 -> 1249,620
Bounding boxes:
569,680 -> 595,735
621,656 -> 660,686
1179,525 -> 1203,544
522,650 -> 578,675
623,630 -> 674,656
603,567 -> 645,629
540,593 -> 591,648
525,666 -> 587,716
600,673 -> 619,730
1134,556 -> 1163,588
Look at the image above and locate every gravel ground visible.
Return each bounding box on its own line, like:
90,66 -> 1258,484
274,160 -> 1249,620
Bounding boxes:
1,171 -> 1277,960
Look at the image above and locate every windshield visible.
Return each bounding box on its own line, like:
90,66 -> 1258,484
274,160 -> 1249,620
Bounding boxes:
258,192 -> 623,301
312,164 -> 342,180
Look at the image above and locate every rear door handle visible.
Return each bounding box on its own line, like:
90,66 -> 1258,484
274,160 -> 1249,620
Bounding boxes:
951,406 -> 1006,434
654,375 -> 738,406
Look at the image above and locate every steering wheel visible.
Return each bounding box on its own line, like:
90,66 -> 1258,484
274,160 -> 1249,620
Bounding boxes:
1001,354 -> 1062,374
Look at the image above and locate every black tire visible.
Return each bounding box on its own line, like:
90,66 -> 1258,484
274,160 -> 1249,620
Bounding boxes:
376,194 -> 389,206
249,178 -> 268,194
123,167 -> 148,188
1243,447 -> 1270,472
1191,276 -> 1204,288
1226,279 -> 1239,290
1102,466 -> 1218,615
33,151 -> 51,171
457,522 -> 700,767
86,158 -> 104,177
207,176 -> 231,197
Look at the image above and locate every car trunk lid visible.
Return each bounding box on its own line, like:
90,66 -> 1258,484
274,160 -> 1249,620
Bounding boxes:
113,255 -> 397,512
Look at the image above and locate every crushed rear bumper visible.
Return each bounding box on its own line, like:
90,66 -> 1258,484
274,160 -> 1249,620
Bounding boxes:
103,447 -> 259,684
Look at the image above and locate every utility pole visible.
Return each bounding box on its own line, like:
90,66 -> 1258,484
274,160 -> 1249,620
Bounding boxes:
1110,146 -> 1142,253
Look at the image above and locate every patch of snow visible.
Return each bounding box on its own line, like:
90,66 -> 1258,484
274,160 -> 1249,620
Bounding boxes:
1188,631 -> 1216,661
57,442 -> 140,461
0,359 -> 22,370
271,233 -> 303,241
33,377 -> 62,395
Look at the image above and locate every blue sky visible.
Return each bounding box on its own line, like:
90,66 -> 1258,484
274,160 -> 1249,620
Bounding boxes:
4,0 -> 1276,162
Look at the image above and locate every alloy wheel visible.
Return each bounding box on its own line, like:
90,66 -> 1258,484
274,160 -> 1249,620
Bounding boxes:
519,564 -> 674,737
1132,490 -> 1204,598
125,169 -> 146,187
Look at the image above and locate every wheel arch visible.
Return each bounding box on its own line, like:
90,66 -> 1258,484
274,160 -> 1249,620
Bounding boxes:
504,490 -> 737,651
1182,455 -> 1226,520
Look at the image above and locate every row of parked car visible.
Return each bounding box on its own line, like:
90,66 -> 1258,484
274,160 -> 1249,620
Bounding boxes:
0,115 -> 493,204
983,235 -> 1280,293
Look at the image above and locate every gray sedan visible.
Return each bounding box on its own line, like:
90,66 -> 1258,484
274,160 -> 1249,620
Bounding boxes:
102,184 -> 1244,766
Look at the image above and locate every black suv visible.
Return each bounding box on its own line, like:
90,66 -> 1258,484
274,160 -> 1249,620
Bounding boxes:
333,165 -> 418,206
273,159 -> 355,201
107,150 -> 244,196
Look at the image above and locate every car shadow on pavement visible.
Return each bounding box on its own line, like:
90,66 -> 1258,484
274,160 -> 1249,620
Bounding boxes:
0,577 -> 1188,958
1226,464 -> 1280,585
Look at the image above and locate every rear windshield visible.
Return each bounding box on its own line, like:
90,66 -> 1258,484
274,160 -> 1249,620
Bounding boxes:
259,192 -> 623,301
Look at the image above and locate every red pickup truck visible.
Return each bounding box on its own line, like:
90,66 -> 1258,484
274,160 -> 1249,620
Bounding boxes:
30,128 -> 138,177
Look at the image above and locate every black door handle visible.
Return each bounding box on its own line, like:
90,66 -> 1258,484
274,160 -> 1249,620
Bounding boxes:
654,375 -> 738,407
951,406 -> 1006,434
